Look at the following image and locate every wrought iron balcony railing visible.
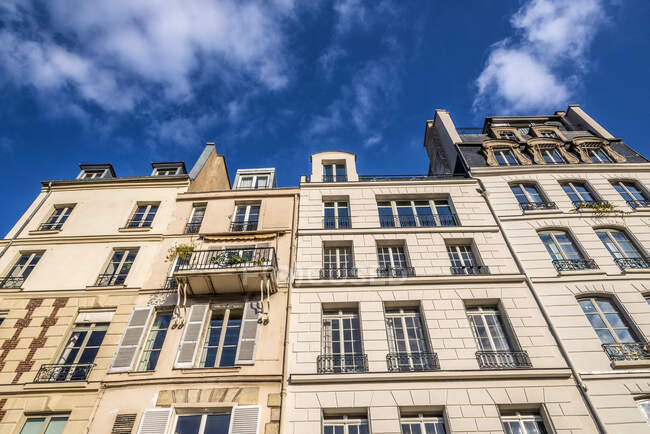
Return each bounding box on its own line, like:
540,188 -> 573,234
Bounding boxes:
377,266 -> 416,278
322,175 -> 347,183
614,257 -> 650,270
571,200 -> 609,208
175,247 -> 277,272
95,273 -> 129,287
34,363 -> 94,382
125,219 -> 153,229
520,201 -> 557,211
476,350 -> 532,369
551,258 -> 598,272
450,265 -> 489,275
602,342 -> 650,361
230,220 -> 259,232
38,222 -> 64,231
386,352 -> 439,372
379,214 -> 459,228
0,276 -> 25,289
627,200 -> 650,209
317,354 -> 368,374
320,268 -> 358,279
323,216 -> 352,229
184,222 -> 201,234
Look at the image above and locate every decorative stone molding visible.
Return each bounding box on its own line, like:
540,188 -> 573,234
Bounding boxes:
529,125 -> 569,142
482,140 -> 532,166
572,137 -> 626,163
526,138 -> 579,165
156,386 -> 259,407
490,127 -> 526,142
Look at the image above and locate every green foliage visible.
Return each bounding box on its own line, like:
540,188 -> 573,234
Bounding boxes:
166,242 -> 196,262
572,202 -> 628,217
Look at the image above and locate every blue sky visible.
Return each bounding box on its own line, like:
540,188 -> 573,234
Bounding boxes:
1,0 -> 649,235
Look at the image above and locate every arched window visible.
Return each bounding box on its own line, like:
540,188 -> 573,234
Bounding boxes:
510,182 -> 556,211
611,180 -> 649,208
595,229 -> 649,269
538,230 -> 595,271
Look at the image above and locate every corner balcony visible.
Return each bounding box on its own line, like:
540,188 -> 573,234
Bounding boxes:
602,342 -> 650,361
551,258 -> 598,272
34,363 -> 94,382
172,247 -> 277,295
476,350 -> 532,369
386,352 -> 439,372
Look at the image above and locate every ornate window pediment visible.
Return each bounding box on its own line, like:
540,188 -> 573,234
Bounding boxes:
529,125 -> 568,142
489,127 -> 524,142
525,138 -> 579,165
482,140 -> 532,167
571,137 -> 626,163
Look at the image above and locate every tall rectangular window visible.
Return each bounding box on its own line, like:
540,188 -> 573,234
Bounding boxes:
585,146 -> 612,163
501,411 -> 548,434
494,148 -> 519,166
323,163 -> 347,182
467,306 -> 512,352
19,415 -> 69,434
40,205 -> 74,231
447,244 -> 483,274
323,415 -> 369,434
321,309 -> 365,373
96,248 -> 138,286
378,200 -> 455,227
1,252 -> 42,288
400,413 -> 447,434
137,311 -> 172,371
612,181 -> 648,208
540,147 -> 565,164
324,201 -> 350,229
561,181 -> 596,206
127,203 -> 159,228
50,322 -> 108,381
200,308 -> 242,368
377,245 -> 413,277
385,307 -> 435,371
322,245 -> 355,279
185,204 -> 206,234
231,203 -> 260,231
596,229 -> 647,269
578,298 -> 637,345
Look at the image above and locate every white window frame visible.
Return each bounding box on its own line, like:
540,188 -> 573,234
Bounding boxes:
501,411 -> 549,434
611,181 -> 647,205
172,412 -> 232,434
323,245 -> 353,270
321,309 -> 364,372
377,245 -> 409,270
637,399 -> 650,424
136,310 -> 173,372
578,297 -> 638,345
19,414 -> 70,434
5,251 -> 42,278
540,146 -> 565,164
323,414 -> 369,434
323,201 -> 350,228
560,181 -> 596,204
237,174 -> 270,189
538,230 -> 584,261
41,205 -> 74,231
447,244 -> 479,273
80,169 -> 107,179
510,183 -> 544,204
57,322 -> 109,365
585,146 -> 612,163
98,248 -> 139,286
127,203 -> 159,228
466,306 -> 513,352
232,203 -> 261,231
596,229 -> 644,260
400,413 -> 447,434
199,306 -> 243,368
323,163 -> 347,182
493,148 -> 519,166
154,167 -> 180,176
385,307 -> 430,356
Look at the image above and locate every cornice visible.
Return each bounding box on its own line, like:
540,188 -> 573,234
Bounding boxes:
177,187 -> 299,201
297,226 -> 500,236
472,163 -> 650,176
40,177 -> 190,191
299,179 -> 476,188
293,273 -> 526,288
4,233 -> 164,246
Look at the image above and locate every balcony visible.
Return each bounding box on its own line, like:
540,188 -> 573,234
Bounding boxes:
163,277 -> 178,290
172,247 -> 277,295
450,265 -> 489,275
520,201 -> 557,211
34,363 -> 94,382
317,354 -> 368,374
377,266 -> 416,278
379,214 -> 458,228
476,350 -> 532,369
627,200 -> 650,209
323,175 -> 347,183
184,222 -> 201,234
602,342 -> 650,361
386,352 -> 439,372
230,220 -> 259,232
323,216 -> 351,229
320,267 -> 358,279
94,273 -> 128,287
551,258 -> 598,272
0,276 -> 24,289
614,257 -> 650,270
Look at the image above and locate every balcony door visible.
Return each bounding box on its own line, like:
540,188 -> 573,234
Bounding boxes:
467,307 -> 511,352
323,246 -> 354,279
377,245 -> 410,276
54,322 -> 108,381
385,307 -> 432,371
322,309 -> 363,373
232,204 -> 260,231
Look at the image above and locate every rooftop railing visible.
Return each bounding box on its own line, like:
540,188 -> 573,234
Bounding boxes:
175,247 -> 277,272
476,350 -> 532,369
34,363 -> 94,382
551,258 -> 598,272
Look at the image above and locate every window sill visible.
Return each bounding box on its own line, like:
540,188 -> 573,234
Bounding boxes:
28,229 -> 61,235
557,269 -> 605,277
118,227 -> 152,233
611,359 -> 650,369
177,366 -> 242,374
621,268 -> 650,274
85,284 -> 127,291
24,381 -> 98,391
522,209 -> 558,215
631,207 -> 650,213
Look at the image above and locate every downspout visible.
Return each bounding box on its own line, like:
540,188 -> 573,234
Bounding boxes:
454,145 -> 607,433
279,192 -> 298,434
0,182 -> 53,259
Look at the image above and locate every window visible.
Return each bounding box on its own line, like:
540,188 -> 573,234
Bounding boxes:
510,183 -> 554,211
127,203 -> 158,228
323,414 -> 369,434
377,199 -> 456,227
540,147 -> 565,164
596,229 -> 648,269
494,148 -> 519,166
321,309 -> 365,373
578,298 -> 637,345
501,411 -> 548,434
238,174 -> 269,189
498,131 -> 517,140
585,146 -> 612,163
174,413 -> 231,434
322,245 -> 355,279
561,181 -> 596,206
54,322 -> 108,381
538,130 -> 557,138
400,413 -> 447,434
538,230 -> 583,261
517,127 -> 530,135
40,205 -> 73,231
80,169 -> 106,179
447,244 -> 484,274
324,201 -> 351,229
185,205 -> 206,234
385,307 -> 435,371
377,245 -> 413,277
154,167 -> 179,176
137,311 -> 172,371
467,306 -> 512,352
612,181 -> 649,208
200,308 -> 242,368
637,399 -> 650,424
96,248 -> 138,286
323,163 -> 347,182
231,203 -> 260,231
19,415 -> 69,434
0,252 -> 42,288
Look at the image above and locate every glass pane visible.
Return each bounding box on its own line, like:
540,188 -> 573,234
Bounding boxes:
596,329 -> 616,344
579,300 -> 596,313
611,232 -> 641,258
43,417 -> 69,434
614,328 -> 635,343
524,186 -> 542,202
586,314 -> 606,329
596,299 -> 616,313
204,414 -> 231,434
20,418 -> 45,434
597,232 -> 623,258
175,415 -> 202,434
511,186 -> 528,204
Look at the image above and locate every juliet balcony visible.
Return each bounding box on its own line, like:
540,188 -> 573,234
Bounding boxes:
317,354 -> 368,374
0,276 -> 24,289
614,257 -> 650,270
519,201 -> 557,211
476,350 -> 532,369
386,352 -> 440,372
34,363 -> 94,383
602,342 -> 650,361
171,247 -> 277,295
551,258 -> 598,272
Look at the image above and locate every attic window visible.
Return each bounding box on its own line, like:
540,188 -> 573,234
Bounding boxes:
151,162 -> 186,176
154,167 -> 180,176
81,170 -> 106,179
538,130 -> 557,138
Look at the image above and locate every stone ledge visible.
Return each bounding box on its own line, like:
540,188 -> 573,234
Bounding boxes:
294,274 -> 526,288
27,229 -> 61,236
611,359 -> 650,370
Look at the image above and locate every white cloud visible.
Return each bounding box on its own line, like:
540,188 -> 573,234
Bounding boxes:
474,0 -> 607,113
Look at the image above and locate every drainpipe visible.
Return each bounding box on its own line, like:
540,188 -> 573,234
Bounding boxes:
0,182 -> 53,259
453,145 -> 607,433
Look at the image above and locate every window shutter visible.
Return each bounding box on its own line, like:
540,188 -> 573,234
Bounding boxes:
109,306 -> 154,373
174,304 -> 209,369
137,409 -> 172,434
235,300 -> 261,365
228,406 -> 261,434
111,413 -> 137,434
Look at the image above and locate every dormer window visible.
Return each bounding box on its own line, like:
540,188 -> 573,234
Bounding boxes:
323,163 -> 347,182
538,130 -> 557,138
517,127 -> 530,135
585,146 -> 612,163
151,162 -> 186,177
498,131 -> 517,141
77,164 -> 115,180
540,146 -> 565,164
155,168 -> 179,176
82,170 -> 106,179
494,148 -> 519,166
238,175 -> 268,189
234,169 -> 275,189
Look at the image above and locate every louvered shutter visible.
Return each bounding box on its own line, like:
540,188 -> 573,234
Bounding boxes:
111,413 -> 137,434
228,406 -> 261,434
174,304 -> 209,369
109,307 -> 154,373
235,300 -> 261,365
137,409 -> 172,434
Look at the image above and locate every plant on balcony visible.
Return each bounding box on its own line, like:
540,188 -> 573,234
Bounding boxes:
208,252 -> 226,265
571,202 -> 628,217
166,241 -> 196,262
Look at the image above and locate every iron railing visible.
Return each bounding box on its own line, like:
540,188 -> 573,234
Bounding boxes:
627,200 -> 650,209
38,222 -> 64,231
175,247 -> 277,272
386,352 -> 439,372
614,257 -> 650,270
602,342 -> 650,361
323,175 -> 347,183
164,277 -> 178,289
450,265 -> 489,275
95,273 -> 128,286
571,200 -> 609,208
551,258 -> 598,272
456,127 -> 484,134
0,276 -> 25,289
34,363 -> 94,382
377,266 -> 416,278
476,351 -> 532,369
125,219 -> 152,229
520,202 -> 557,211
230,220 -> 259,232
184,222 -> 201,234
320,268 -> 358,279
323,216 -> 352,229
317,354 -> 368,374
379,214 -> 459,228
359,175 -> 431,181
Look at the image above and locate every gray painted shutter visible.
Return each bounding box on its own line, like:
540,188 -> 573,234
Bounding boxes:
109,306 -> 153,373
228,406 -> 261,434
235,300 -> 261,365
111,413 -> 137,434
137,409 -> 172,434
174,304 -> 209,369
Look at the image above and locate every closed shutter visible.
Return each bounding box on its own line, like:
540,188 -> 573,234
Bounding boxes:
137,409 -> 172,434
174,304 -> 209,369
111,413 -> 137,434
109,306 -> 154,373
228,406 -> 261,434
235,300 -> 261,365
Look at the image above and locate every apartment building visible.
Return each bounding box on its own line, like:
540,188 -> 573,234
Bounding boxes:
0,144 -> 297,434
283,151 -> 598,433
427,105 -> 650,433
